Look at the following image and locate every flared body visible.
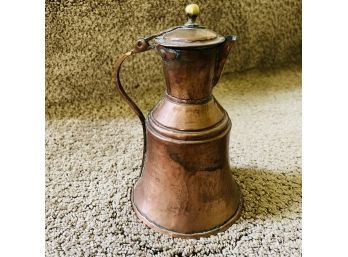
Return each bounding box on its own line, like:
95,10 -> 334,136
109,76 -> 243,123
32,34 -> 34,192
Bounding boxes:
131,45 -> 242,238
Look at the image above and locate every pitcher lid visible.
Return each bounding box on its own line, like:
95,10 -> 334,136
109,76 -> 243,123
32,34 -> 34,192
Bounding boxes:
154,4 -> 225,48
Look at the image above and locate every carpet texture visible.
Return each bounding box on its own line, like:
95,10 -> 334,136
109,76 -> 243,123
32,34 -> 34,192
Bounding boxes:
45,0 -> 301,105
46,64 -> 302,256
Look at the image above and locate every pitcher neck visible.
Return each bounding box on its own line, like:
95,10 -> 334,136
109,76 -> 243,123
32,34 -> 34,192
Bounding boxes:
157,46 -> 218,100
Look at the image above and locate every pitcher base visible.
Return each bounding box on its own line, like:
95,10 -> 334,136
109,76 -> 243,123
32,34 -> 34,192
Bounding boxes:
130,188 -> 243,239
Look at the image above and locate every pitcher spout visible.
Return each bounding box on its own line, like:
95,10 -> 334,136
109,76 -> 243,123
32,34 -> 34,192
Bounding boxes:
213,35 -> 237,86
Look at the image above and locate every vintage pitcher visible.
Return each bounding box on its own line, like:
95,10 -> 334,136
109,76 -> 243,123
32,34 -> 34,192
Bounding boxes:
114,4 -> 242,238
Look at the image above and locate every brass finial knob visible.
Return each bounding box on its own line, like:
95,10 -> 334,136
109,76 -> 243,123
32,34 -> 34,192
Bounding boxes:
185,4 -> 200,17
185,4 -> 199,24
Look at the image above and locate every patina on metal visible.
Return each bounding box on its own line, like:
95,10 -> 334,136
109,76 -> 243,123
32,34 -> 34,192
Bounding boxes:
113,4 -> 242,238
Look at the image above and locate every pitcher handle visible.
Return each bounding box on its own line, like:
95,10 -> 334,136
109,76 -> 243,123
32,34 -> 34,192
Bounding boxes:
113,26 -> 182,175
113,39 -> 154,176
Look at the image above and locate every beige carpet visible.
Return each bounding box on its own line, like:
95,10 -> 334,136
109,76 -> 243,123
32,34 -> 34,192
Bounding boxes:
46,64 -> 302,256
45,0 -> 301,105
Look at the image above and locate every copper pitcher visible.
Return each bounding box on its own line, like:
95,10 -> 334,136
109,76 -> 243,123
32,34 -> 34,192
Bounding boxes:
114,4 -> 242,238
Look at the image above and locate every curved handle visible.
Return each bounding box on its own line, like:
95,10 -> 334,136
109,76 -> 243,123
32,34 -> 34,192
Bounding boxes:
113,39 -> 153,176
114,50 -> 146,131
112,29 -> 180,176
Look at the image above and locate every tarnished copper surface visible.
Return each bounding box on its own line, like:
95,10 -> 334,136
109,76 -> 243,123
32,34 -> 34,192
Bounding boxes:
152,96 -> 224,131
113,4 -> 241,238
155,28 -> 225,48
163,28 -> 218,42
